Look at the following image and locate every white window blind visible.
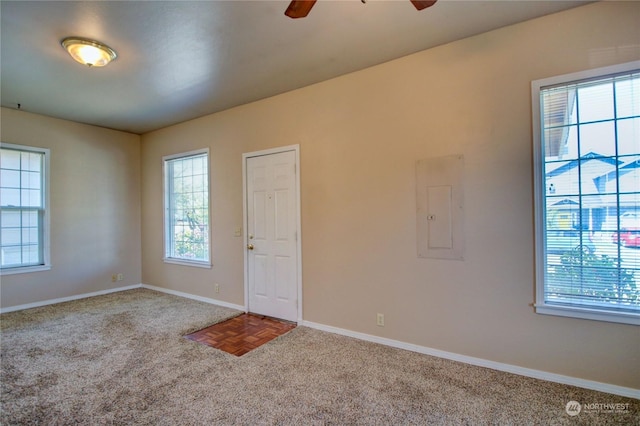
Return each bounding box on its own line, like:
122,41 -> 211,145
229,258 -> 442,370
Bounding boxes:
0,144 -> 50,273
163,150 -> 210,266
533,62 -> 640,325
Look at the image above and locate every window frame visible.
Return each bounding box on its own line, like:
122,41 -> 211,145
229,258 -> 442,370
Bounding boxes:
532,60 -> 640,325
162,148 -> 212,268
0,143 -> 51,275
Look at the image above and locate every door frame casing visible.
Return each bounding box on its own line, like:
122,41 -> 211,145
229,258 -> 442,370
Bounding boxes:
242,144 -> 302,323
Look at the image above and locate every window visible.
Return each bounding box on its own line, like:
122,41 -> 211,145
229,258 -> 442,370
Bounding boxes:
163,149 -> 211,267
532,61 -> 640,325
0,143 -> 50,274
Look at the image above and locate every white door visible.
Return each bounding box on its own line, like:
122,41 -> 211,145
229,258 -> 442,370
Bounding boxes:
245,149 -> 299,322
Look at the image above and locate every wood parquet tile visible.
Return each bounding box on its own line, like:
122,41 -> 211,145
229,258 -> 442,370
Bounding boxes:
184,313 -> 296,356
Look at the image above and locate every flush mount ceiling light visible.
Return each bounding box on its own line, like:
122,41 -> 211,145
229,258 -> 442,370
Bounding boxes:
61,37 -> 117,67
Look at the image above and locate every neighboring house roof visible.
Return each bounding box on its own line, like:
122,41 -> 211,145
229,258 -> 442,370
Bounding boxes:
546,152 -> 620,178
601,155 -> 640,181
550,198 -> 579,206
546,152 -> 639,208
603,157 -> 640,196
548,195 -> 606,209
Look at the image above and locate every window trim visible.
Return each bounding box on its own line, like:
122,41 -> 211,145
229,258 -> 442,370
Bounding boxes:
0,143 -> 51,275
532,60 -> 640,326
162,148 -> 212,268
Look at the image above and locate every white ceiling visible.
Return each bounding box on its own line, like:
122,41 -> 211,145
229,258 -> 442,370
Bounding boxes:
1,0 -> 590,135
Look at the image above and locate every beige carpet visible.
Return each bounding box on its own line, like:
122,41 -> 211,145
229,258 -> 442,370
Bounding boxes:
1,289 -> 637,425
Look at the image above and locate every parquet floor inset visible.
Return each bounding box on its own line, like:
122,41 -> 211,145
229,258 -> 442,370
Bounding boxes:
184,313 -> 296,356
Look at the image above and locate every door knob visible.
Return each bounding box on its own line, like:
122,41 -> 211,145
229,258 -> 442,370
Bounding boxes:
247,244 -> 254,250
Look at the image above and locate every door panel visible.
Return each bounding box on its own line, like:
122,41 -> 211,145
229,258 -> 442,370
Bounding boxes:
246,150 -> 298,321
253,254 -> 268,297
275,190 -> 289,240
253,192 -> 267,240
275,255 -> 292,300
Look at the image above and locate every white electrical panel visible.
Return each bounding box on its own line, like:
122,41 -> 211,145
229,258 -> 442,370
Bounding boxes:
416,155 -> 464,260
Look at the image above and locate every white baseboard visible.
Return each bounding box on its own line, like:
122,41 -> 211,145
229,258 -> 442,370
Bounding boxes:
0,284 -> 143,314
141,283 -> 245,312
302,320 -> 640,400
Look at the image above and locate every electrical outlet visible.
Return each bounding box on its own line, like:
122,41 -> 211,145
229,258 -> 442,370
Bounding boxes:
117,273 -> 123,281
111,274 -> 117,282
214,283 -> 220,294
376,313 -> 385,327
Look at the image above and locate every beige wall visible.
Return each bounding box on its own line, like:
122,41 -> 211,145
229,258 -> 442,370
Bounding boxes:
0,108 -> 141,307
141,2 -> 640,389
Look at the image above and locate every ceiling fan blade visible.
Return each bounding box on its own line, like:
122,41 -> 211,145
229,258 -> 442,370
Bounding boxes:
410,0 -> 437,11
285,0 -> 317,18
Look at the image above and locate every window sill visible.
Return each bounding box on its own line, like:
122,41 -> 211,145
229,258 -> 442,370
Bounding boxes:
0,265 -> 51,276
535,303 -> 640,326
163,258 -> 212,269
